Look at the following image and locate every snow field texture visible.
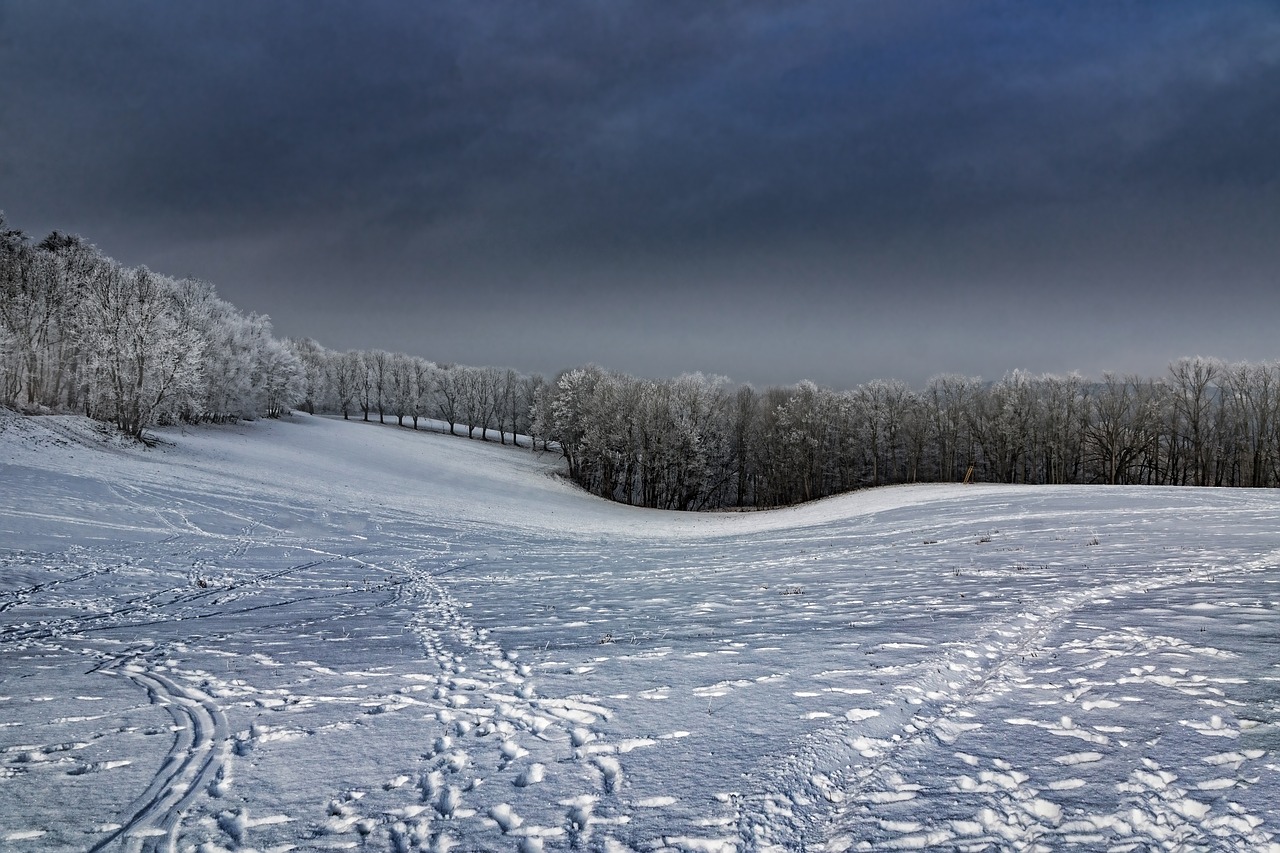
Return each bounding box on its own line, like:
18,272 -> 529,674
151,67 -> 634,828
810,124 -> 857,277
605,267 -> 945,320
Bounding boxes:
0,410 -> 1277,851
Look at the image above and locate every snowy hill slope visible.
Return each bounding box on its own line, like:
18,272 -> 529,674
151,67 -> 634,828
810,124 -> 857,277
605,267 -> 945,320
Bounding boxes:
1,412 -> 1278,851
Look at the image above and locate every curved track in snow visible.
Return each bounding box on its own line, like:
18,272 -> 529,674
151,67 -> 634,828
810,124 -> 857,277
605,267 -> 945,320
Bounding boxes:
89,662 -> 231,853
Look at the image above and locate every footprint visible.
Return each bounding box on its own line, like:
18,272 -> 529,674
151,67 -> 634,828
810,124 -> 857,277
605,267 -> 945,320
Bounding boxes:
514,763 -> 546,787
562,794 -> 596,843
488,802 -> 523,833
499,739 -> 529,766
434,785 -> 462,818
593,756 -> 623,793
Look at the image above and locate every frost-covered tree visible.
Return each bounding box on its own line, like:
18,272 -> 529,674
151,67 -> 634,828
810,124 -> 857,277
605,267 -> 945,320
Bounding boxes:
1036,373 -> 1089,485
199,305 -> 263,422
287,338 -> 329,415
1222,361 -> 1280,487
355,352 -> 376,422
853,379 -> 913,486
253,334 -> 303,419
329,350 -> 362,420
387,352 -> 415,427
368,349 -> 392,424
524,374 -> 550,450
546,365 -> 608,482
407,358 -> 436,430
434,363 -> 464,436
0,223 -> 101,411
75,266 -> 205,436
493,367 -> 521,446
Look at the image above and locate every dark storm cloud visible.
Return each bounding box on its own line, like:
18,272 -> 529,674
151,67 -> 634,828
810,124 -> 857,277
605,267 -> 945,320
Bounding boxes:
3,1 -> 1279,386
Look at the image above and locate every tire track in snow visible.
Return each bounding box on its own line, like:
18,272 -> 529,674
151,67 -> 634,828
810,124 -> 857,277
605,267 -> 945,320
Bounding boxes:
89,660 -> 231,853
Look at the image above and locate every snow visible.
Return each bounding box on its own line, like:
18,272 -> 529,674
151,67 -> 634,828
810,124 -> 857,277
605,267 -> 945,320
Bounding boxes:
1,410 -> 1279,850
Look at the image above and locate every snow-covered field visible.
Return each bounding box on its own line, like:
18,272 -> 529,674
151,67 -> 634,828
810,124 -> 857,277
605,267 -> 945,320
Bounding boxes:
1,412 -> 1277,852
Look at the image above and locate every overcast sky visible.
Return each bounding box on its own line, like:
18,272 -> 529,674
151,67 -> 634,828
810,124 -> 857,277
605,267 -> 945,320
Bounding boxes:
3,1 -> 1278,388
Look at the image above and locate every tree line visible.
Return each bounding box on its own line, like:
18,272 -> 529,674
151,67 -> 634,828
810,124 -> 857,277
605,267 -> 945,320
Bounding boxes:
0,213 -> 550,447
535,358 -> 1280,509
5,212 -> 1279,508
286,337 -> 546,447
1,215 -> 303,437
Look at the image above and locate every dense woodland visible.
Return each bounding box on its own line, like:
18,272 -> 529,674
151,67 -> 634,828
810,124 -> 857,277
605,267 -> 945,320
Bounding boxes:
1,215 -> 302,437
540,360 -> 1280,509
5,213 -> 1280,508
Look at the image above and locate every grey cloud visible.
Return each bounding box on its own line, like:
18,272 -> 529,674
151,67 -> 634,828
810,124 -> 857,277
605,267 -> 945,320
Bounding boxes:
2,0 -> 1278,387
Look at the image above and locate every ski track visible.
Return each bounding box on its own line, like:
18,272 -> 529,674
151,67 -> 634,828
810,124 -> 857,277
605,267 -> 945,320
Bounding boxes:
1,414 -> 1278,850
88,662 -> 231,853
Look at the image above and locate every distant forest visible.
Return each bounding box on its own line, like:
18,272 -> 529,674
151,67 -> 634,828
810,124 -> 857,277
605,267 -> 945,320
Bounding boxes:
5,212 -> 1280,508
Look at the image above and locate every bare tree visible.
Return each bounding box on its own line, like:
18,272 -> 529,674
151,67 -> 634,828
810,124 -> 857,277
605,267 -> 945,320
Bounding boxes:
434,364 -> 463,436
329,350 -> 361,420
356,352 -> 375,422
369,350 -> 392,424
409,358 -> 436,430
1169,357 -> 1224,486
493,368 -> 521,445
388,353 -> 414,427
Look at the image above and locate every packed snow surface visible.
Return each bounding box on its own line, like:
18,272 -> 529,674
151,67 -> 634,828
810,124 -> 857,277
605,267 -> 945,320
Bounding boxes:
1,411 -> 1278,851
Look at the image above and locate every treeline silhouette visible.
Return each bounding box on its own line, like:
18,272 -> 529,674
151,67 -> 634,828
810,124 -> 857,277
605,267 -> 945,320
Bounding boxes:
535,359 -> 1280,509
